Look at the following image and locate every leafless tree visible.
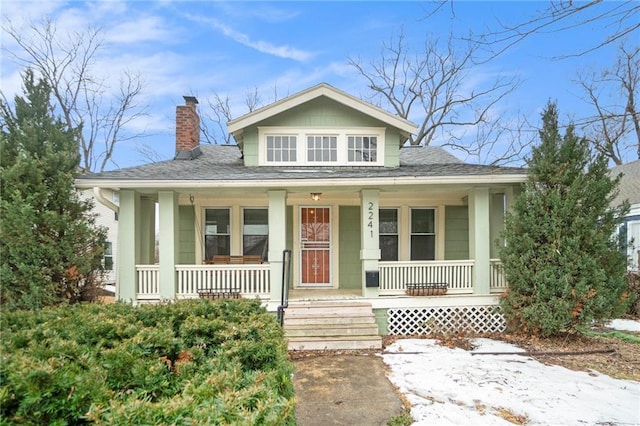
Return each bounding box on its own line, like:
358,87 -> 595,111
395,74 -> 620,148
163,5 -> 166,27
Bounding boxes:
2,17 -> 146,172
349,30 -> 522,163
574,43 -> 639,165
201,84 -> 288,145
469,1 -> 639,60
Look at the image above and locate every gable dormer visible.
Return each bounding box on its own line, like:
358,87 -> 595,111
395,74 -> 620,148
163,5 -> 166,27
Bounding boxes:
227,83 -> 417,167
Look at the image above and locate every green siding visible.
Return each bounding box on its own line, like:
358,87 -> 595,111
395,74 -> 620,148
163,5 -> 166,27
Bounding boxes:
241,97 -> 403,167
373,309 -> 388,335
286,206 -> 294,289
178,205 -> 195,264
490,194 -> 505,258
339,206 -> 361,289
444,206 -> 469,260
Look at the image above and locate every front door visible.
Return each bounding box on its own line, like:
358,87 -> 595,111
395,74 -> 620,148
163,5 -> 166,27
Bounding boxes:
300,207 -> 331,286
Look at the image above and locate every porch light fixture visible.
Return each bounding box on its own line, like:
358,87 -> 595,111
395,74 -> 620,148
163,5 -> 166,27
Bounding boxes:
310,193 -> 322,201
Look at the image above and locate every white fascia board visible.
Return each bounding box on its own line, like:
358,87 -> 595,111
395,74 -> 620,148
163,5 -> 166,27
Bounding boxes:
75,174 -> 528,191
227,83 -> 417,136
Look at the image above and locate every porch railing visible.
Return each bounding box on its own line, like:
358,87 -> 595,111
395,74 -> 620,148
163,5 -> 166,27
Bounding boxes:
135,264 -> 270,300
379,260 -> 474,295
176,264 -> 270,297
489,259 -> 507,293
136,265 -> 160,300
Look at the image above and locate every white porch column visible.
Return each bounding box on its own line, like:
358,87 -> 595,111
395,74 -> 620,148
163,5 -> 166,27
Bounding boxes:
360,189 -> 380,298
158,191 -> 178,300
117,190 -> 140,302
469,187 -> 491,294
268,190 -> 287,302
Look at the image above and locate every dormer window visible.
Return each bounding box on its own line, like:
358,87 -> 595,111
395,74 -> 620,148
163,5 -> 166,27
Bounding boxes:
259,127 -> 384,166
266,135 -> 297,163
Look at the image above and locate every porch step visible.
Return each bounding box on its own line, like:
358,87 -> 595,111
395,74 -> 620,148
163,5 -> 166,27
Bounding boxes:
283,302 -> 382,351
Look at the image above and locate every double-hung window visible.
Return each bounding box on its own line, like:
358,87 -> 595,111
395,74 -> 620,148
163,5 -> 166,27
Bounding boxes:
379,209 -> 398,261
103,242 -> 113,270
204,208 -> 230,260
410,208 -> 436,260
243,208 -> 269,261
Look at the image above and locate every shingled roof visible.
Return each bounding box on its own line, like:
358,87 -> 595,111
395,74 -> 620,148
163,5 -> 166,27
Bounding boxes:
76,144 -> 526,187
610,160 -> 640,207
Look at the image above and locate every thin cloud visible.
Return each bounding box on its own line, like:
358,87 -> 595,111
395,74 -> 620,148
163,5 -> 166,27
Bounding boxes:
185,14 -> 314,62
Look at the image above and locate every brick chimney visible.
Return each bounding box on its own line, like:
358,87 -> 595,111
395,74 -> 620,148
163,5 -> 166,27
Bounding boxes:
175,96 -> 202,160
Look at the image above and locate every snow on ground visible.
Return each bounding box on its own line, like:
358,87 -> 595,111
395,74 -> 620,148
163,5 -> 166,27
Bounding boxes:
382,321 -> 640,425
607,319 -> 640,332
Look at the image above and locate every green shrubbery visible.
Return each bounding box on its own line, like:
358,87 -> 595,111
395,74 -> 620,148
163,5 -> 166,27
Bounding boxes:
0,299 -> 295,425
500,103 -> 631,336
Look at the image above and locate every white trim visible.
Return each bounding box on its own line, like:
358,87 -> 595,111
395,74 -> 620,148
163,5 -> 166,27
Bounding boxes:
258,126 -> 386,166
76,174 -> 529,190
228,83 -> 417,137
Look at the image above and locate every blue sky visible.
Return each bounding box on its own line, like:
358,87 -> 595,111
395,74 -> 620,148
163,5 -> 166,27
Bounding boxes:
1,1 -> 633,169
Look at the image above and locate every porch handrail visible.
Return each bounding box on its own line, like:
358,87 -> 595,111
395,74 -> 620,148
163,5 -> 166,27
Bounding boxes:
379,260 -> 474,294
176,264 -> 270,297
277,249 -> 292,326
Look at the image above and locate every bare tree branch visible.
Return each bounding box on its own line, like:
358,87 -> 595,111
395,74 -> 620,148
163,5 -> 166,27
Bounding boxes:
574,42 -> 639,164
468,1 -> 639,61
2,17 -> 147,172
349,29 -> 521,164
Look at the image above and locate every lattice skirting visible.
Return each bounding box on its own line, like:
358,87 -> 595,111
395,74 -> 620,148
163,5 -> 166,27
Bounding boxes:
387,306 -> 506,335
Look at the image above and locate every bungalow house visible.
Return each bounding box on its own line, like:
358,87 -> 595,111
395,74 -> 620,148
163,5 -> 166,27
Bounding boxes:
76,83 -> 527,344
610,160 -> 640,271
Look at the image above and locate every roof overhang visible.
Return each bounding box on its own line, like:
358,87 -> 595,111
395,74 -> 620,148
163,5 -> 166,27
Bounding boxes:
75,174 -> 528,191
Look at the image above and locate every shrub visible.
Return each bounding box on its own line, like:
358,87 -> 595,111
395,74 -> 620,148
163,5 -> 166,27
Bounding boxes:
0,299 -> 295,425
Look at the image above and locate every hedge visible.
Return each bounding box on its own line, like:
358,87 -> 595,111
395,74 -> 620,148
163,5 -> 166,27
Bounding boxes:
0,299 -> 295,425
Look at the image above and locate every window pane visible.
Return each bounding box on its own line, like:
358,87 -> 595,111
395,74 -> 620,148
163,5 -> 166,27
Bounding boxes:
243,235 -> 268,258
411,235 -> 435,260
379,209 -> 398,233
205,235 -> 230,259
206,209 -> 230,234
411,209 -> 434,233
380,235 -> 398,261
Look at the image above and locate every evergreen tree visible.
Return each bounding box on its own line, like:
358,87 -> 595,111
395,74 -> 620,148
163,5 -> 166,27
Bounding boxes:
500,102 -> 631,336
0,70 -> 107,310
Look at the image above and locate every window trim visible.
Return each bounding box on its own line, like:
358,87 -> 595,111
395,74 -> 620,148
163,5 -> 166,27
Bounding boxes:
258,126 -> 385,166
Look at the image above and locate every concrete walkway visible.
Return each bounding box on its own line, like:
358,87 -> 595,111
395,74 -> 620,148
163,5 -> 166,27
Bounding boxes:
292,353 -> 405,425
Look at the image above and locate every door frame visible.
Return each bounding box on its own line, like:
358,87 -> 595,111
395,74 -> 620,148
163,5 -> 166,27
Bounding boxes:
298,205 -> 333,287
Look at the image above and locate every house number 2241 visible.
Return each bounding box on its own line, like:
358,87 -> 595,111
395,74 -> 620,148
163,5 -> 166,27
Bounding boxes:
368,202 -> 375,238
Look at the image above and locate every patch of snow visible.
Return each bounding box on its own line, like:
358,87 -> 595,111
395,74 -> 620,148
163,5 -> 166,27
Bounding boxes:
382,338 -> 640,425
607,319 -> 640,332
